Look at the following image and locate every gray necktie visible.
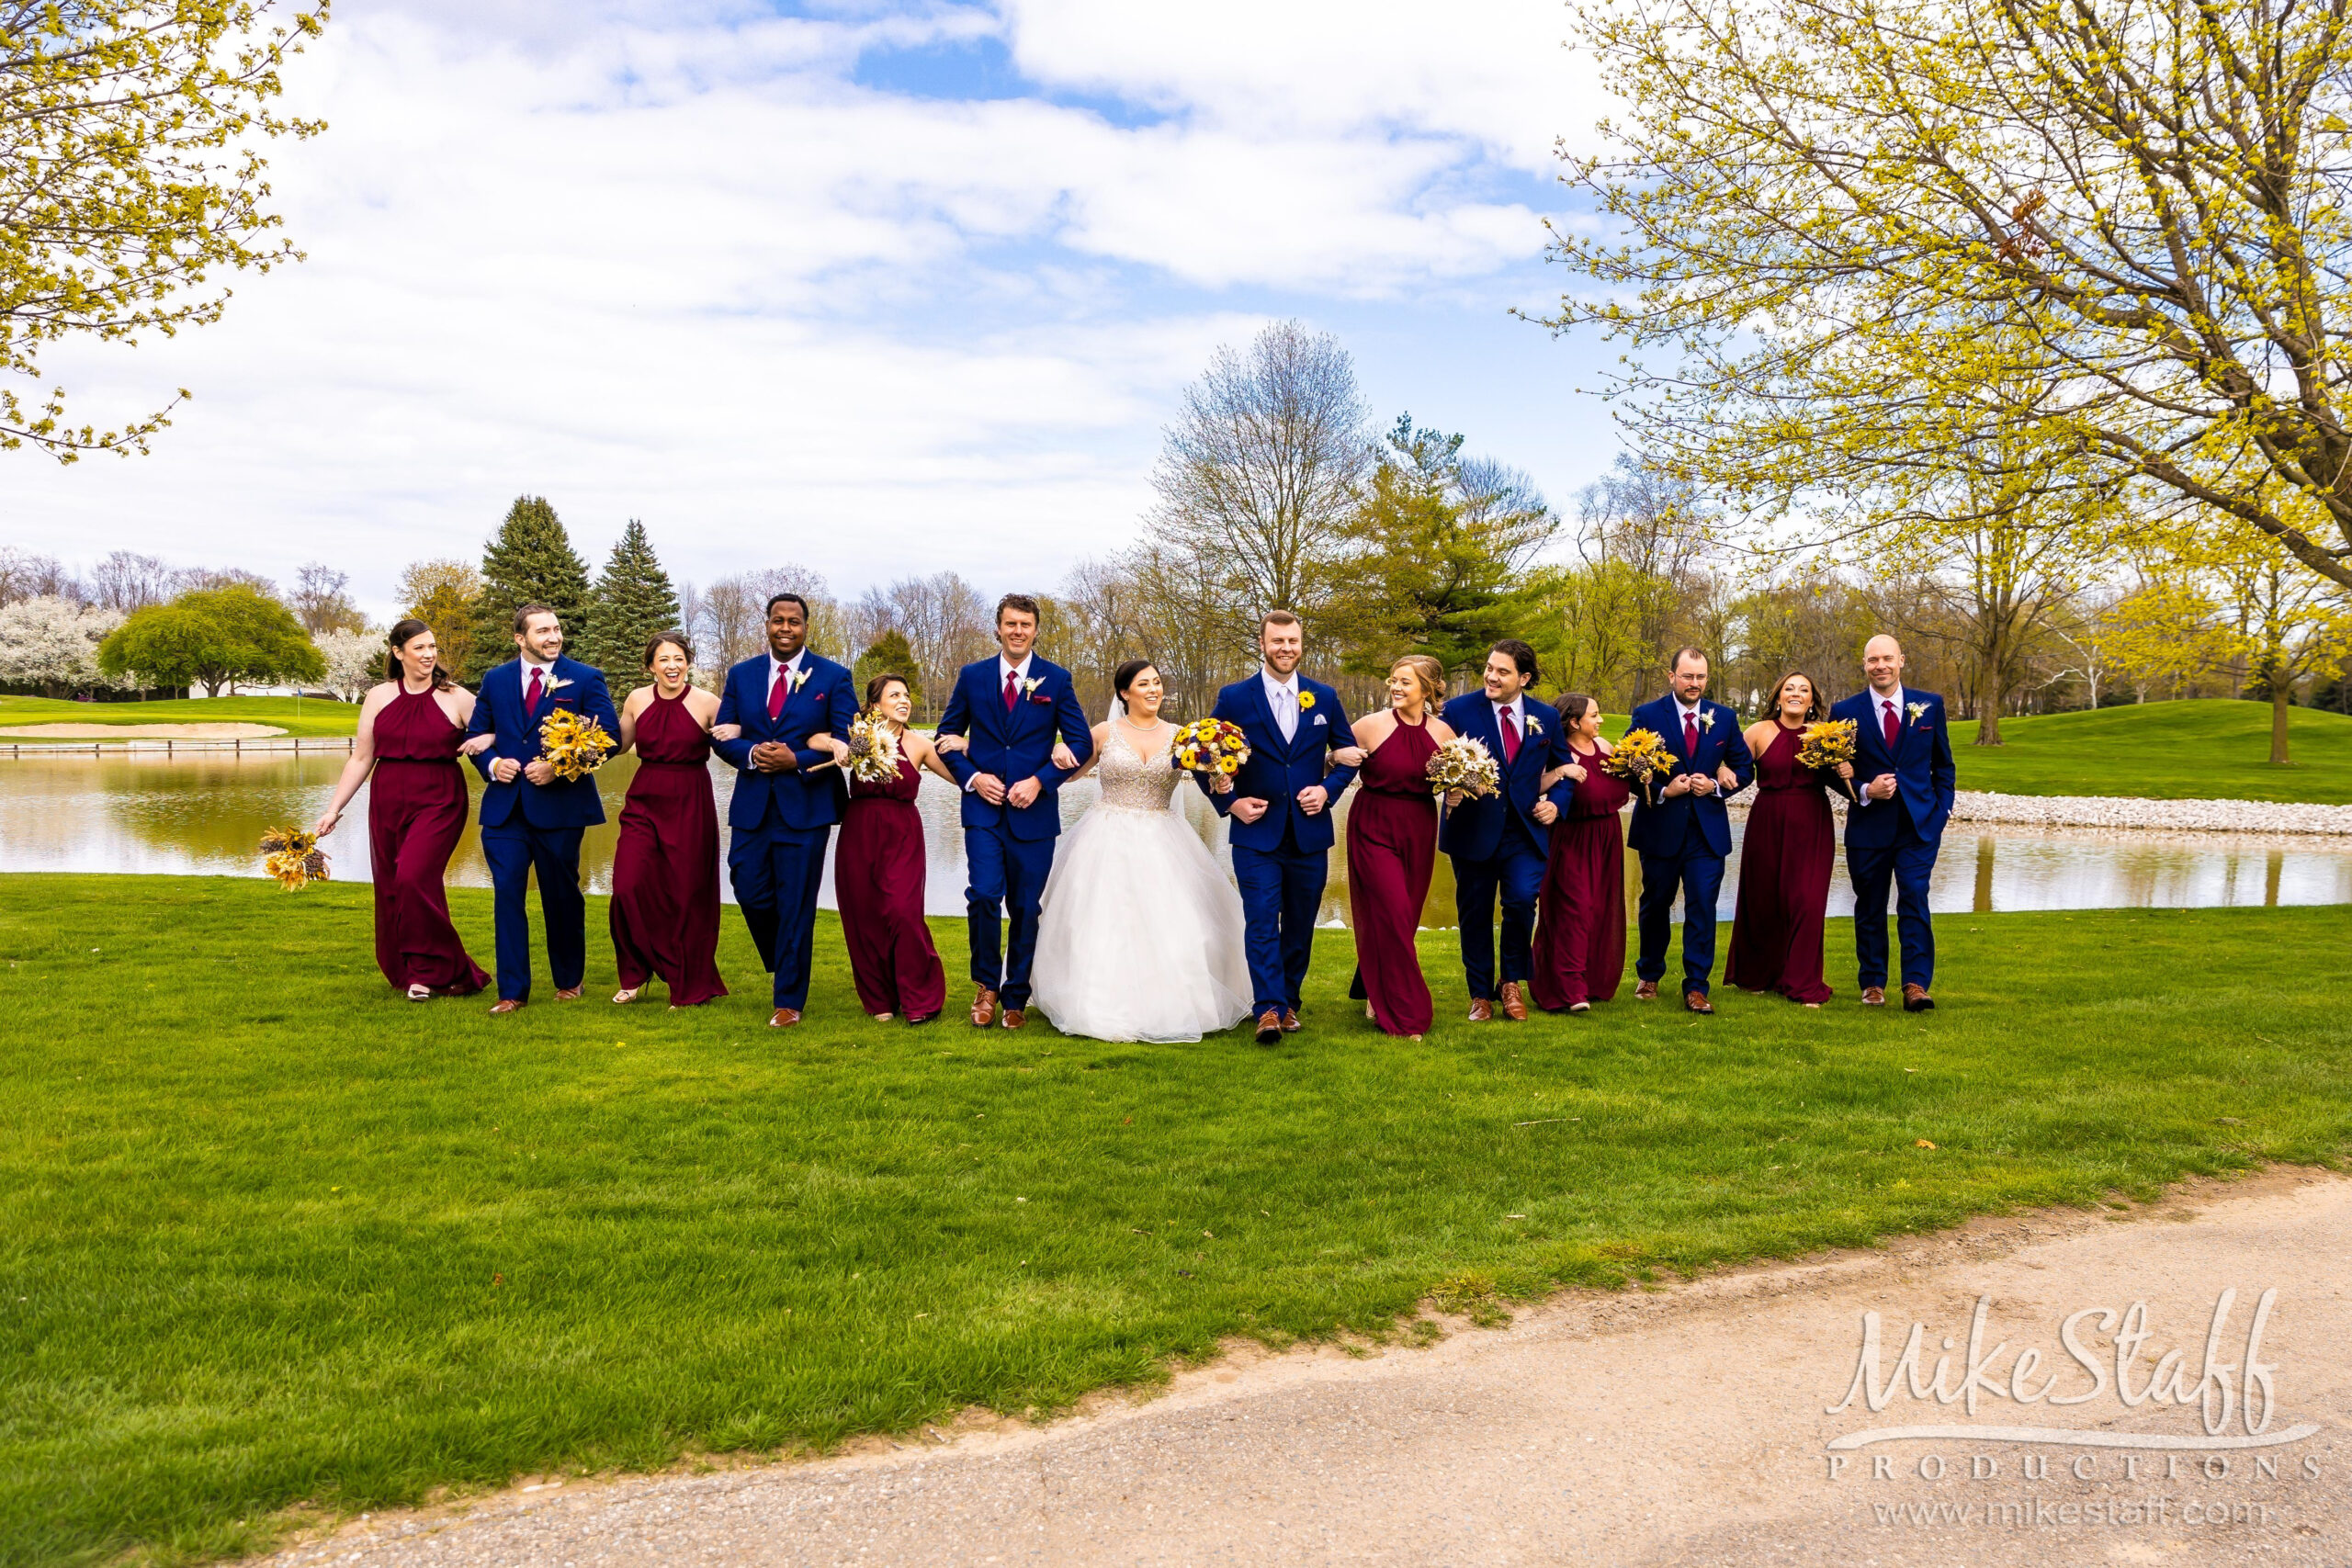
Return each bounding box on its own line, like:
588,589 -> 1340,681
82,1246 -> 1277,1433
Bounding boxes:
1275,683 -> 1297,742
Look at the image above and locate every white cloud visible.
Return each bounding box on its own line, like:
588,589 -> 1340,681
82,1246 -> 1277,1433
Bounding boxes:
3,0 -> 1608,618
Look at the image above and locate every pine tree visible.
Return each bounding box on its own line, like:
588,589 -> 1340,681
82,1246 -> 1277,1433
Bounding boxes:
587,517 -> 682,691
472,496 -> 593,680
853,628 -> 922,708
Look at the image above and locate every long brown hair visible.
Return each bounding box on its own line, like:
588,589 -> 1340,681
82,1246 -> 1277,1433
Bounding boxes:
1768,671 -> 1823,724
386,618 -> 456,692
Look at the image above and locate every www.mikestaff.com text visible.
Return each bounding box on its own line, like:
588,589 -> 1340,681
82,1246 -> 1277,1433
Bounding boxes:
1873,1496 -> 2272,1529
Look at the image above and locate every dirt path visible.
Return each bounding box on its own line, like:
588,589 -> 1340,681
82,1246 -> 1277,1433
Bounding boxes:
266,1168 -> 2350,1567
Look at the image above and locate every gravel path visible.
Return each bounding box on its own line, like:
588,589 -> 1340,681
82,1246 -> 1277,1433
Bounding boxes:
263,1169 -> 2350,1568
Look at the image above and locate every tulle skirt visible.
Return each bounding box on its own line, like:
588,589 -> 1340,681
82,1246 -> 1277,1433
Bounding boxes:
1030,801 -> 1255,1043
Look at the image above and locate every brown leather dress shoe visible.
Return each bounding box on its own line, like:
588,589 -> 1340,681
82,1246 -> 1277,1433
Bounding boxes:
769,1008 -> 800,1028
1861,986 -> 1887,1007
489,998 -> 523,1015
1684,989 -> 1714,1014
1902,984 -> 1935,1012
1467,997 -> 1494,1022
555,986 -> 583,1001
1254,1009 -> 1283,1045
1001,1007 -> 1026,1030
1634,980 -> 1659,1001
1281,1010 -> 1302,1032
970,987 -> 999,1028
1498,981 -> 1529,1021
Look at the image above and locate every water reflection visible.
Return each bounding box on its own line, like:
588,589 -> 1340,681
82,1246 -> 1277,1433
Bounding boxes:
3,752 -> 2349,922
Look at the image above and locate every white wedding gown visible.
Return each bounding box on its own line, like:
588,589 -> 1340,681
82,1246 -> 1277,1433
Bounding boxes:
1030,725 -> 1255,1043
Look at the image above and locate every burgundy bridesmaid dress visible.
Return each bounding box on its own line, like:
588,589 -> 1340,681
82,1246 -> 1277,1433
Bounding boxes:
1724,723 -> 1836,1004
1345,716 -> 1439,1036
609,691 -> 729,1005
1529,748 -> 1631,1010
368,687 -> 490,995
836,748 -> 946,1020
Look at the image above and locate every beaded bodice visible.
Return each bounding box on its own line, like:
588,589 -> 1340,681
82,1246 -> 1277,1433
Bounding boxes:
1096,724 -> 1182,812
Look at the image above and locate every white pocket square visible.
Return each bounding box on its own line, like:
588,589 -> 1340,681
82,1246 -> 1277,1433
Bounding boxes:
1313,714 -> 1328,726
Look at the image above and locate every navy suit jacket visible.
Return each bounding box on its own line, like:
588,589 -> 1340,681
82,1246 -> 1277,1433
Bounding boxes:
1201,674 -> 1361,855
1623,694 -> 1756,861
1833,688 -> 1957,847
933,656 -> 1094,842
466,655 -> 618,829
710,652 -> 857,832
1436,692 -> 1572,861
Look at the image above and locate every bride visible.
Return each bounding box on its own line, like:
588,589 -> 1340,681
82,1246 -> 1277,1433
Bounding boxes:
1027,660 -> 1254,1042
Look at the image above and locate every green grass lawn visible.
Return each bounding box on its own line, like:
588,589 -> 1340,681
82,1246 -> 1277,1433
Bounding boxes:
1927,700 -> 2347,802
0,696 -> 360,739
3,874 -> 2347,1568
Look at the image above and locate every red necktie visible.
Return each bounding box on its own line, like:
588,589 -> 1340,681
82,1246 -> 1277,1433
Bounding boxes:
1683,711 -> 1699,756
1004,671 -> 1020,712
769,663 -> 790,719
1499,705 -> 1520,763
526,666 -> 544,711
1883,699 -> 1900,751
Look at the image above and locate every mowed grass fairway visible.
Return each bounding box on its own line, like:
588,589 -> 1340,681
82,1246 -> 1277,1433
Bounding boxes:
3,874 -> 2348,1567
0,696 -> 361,739
1939,700 -> 2352,802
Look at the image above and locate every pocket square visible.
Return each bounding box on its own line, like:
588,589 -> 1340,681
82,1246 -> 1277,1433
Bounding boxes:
1313,713 -> 1328,726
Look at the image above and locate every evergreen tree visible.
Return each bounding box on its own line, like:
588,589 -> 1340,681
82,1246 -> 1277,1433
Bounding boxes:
587,517 -> 682,690
853,628 -> 922,707
472,495 -> 592,680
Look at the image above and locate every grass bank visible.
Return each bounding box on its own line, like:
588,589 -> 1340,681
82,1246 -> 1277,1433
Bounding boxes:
2,874 -> 2346,1567
0,696 -> 361,739
1932,700 -> 2347,802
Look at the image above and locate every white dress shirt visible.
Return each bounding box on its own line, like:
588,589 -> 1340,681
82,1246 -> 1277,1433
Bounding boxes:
1263,669 -> 1301,742
1859,683 -> 1906,807
964,654 -> 1036,791
767,649 -> 805,695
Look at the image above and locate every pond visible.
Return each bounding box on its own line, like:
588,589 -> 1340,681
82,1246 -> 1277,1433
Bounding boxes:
5,751 -> 2349,925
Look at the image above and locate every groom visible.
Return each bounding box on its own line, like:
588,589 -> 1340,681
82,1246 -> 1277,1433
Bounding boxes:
465,604 -> 619,1012
1202,611 -> 1361,1045
934,593 -> 1095,1030
1832,634 -> 1956,1010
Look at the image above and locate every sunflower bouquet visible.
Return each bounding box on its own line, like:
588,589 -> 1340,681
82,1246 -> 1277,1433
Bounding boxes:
1425,735 -> 1501,799
258,827 -> 330,891
842,706 -> 904,784
1797,717 -> 1858,771
1170,717 -> 1250,776
538,709 -> 616,782
1601,727 -> 1676,803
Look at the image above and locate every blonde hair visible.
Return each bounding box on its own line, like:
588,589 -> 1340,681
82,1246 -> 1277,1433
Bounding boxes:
1390,654 -> 1446,705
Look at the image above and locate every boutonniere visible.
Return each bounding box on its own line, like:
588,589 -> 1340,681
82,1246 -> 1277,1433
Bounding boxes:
1021,676 -> 1044,696
787,666 -> 812,693
1524,715 -> 1544,737
1296,691 -> 1316,710
1905,702 -> 1928,725
1696,709 -> 1715,732
548,677 -> 573,694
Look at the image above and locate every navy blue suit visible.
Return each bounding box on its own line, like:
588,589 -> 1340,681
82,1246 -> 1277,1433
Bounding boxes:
1833,686 -> 1956,991
1624,694 -> 1756,997
1439,693 -> 1572,1002
466,655 -> 619,1001
1199,674 -> 1360,1018
933,656 -> 1094,1009
712,652 -> 857,1010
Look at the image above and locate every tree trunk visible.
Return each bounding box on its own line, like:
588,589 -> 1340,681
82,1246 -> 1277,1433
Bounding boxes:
2271,682 -> 2291,765
1973,644 -> 2004,745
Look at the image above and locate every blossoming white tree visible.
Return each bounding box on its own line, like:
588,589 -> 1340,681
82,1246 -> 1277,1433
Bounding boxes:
0,596 -> 125,695
315,627 -> 386,702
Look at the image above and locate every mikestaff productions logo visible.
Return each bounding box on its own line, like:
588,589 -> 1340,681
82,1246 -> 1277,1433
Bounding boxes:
1822,1289 -> 2323,1530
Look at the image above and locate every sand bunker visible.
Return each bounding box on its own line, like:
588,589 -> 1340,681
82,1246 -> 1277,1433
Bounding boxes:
1,723 -> 288,739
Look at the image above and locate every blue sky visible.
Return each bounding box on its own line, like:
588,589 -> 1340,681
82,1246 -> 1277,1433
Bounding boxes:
6,0 -> 1623,618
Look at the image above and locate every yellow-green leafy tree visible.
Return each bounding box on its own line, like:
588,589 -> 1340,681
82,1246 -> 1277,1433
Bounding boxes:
2,0 -> 328,460
1544,0 -> 2352,596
